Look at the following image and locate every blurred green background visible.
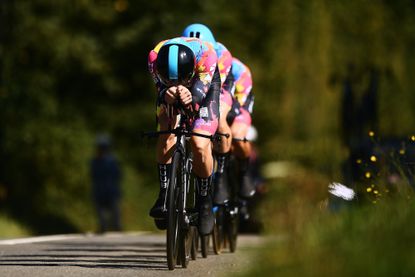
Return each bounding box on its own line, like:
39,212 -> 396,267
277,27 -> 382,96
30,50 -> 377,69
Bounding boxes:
1,0 -> 415,273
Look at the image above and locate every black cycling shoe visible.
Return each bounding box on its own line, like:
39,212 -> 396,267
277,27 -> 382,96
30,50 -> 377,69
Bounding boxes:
149,188 -> 167,219
196,176 -> 214,235
239,175 -> 256,199
154,218 -> 167,230
213,172 -> 229,205
239,200 -> 250,221
238,158 -> 256,199
197,195 -> 214,235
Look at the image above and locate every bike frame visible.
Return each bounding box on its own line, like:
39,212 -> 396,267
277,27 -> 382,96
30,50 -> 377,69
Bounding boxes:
143,114 -> 228,269
212,136 -> 251,253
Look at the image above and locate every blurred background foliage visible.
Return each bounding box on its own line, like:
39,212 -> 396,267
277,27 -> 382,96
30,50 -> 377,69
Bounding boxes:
1,0 -> 415,238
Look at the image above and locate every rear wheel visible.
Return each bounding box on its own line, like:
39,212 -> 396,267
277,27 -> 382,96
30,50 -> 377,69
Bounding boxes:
166,151 -> 181,270
227,209 -> 239,253
227,157 -> 239,253
200,234 -> 209,258
212,207 -> 225,254
190,227 -> 198,260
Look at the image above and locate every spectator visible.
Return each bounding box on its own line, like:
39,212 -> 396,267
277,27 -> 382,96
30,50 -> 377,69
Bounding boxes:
90,134 -> 122,233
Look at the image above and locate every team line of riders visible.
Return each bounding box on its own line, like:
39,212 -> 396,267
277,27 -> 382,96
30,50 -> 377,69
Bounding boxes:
147,23 -> 256,236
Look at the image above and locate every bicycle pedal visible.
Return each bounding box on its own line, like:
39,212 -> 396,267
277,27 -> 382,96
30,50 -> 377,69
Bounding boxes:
188,213 -> 198,226
181,214 -> 190,229
229,207 -> 239,216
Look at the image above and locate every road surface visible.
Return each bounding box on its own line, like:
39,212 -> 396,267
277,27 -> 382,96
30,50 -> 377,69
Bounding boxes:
0,232 -> 263,277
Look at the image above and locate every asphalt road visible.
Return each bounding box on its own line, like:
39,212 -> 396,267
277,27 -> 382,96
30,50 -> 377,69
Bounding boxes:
0,232 -> 263,277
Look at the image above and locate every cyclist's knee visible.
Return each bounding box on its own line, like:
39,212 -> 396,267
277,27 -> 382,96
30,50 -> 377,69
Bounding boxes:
231,122 -> 249,138
191,136 -> 211,156
191,136 -> 213,164
233,141 -> 251,158
218,118 -> 231,133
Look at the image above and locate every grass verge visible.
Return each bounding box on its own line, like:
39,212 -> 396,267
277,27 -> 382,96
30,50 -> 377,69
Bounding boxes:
0,214 -> 31,239
243,165 -> 415,276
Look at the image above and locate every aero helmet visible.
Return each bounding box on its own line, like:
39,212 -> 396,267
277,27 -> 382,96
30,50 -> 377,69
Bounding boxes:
156,43 -> 196,86
182,23 -> 216,46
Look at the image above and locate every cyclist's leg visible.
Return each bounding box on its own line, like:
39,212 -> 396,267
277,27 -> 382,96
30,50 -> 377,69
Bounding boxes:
231,108 -> 255,199
156,105 -> 179,163
231,108 -> 251,158
190,129 -> 215,235
191,66 -> 220,235
215,89 -> 233,153
150,105 -> 179,221
213,89 -> 233,204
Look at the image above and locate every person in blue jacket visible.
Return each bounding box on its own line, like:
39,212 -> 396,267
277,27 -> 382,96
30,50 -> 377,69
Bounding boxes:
90,135 -> 122,233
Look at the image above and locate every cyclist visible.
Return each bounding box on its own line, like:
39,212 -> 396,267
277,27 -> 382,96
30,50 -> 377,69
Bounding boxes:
182,23 -> 234,205
147,37 -> 220,235
227,57 -> 256,200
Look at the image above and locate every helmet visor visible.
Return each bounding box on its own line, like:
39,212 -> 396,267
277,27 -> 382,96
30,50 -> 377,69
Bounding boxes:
158,71 -> 194,87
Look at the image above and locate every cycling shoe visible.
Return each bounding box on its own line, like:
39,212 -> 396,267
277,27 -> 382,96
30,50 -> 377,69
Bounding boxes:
213,172 -> 229,205
197,195 -> 214,235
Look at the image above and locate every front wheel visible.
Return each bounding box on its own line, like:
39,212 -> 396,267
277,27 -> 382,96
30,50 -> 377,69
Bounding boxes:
179,227 -> 192,268
166,151 -> 181,270
200,234 -> 209,258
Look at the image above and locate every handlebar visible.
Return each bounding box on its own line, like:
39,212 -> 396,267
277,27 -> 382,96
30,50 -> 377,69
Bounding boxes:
142,129 -> 229,142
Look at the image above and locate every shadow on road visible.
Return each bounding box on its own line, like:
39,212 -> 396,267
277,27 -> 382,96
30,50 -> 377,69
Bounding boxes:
0,240 -> 169,270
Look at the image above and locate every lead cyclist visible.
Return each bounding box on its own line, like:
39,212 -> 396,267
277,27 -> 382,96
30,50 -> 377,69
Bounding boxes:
147,36 -> 220,236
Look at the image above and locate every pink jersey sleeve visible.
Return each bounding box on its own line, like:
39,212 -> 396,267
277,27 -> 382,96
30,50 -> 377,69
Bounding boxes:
233,59 -> 253,107
194,40 -> 218,93
216,42 -> 233,87
147,40 -> 167,90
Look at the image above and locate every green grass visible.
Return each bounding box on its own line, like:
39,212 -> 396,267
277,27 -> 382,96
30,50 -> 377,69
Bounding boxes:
0,214 -> 31,239
243,167 -> 415,276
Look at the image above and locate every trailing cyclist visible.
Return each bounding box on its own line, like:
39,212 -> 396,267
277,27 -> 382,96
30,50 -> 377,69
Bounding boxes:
147,37 -> 220,236
181,23 -> 234,206
227,57 -> 256,212
181,24 -> 256,209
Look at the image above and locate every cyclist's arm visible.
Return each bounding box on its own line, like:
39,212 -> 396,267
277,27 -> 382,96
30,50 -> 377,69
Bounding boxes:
223,67 -> 235,95
198,66 -> 221,121
231,58 -> 253,108
148,40 -> 169,104
216,42 -> 233,87
190,42 -> 218,111
242,91 -> 255,114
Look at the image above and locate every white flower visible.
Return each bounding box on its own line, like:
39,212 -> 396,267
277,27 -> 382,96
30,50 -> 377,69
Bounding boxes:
328,182 -> 355,201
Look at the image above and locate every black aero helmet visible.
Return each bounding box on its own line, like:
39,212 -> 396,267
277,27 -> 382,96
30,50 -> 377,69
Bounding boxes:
156,43 -> 196,86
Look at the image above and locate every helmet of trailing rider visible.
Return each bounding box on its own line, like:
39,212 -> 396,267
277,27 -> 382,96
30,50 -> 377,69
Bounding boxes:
182,23 -> 216,46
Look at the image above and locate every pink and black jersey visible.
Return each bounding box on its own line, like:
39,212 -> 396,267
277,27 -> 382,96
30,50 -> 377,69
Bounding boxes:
215,42 -> 233,88
148,37 -> 218,109
231,58 -> 253,110
226,58 -> 254,126
148,37 -> 221,135
215,42 -> 234,108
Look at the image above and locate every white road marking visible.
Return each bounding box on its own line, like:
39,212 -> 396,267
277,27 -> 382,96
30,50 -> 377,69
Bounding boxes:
0,234 -> 83,245
0,231 -> 149,245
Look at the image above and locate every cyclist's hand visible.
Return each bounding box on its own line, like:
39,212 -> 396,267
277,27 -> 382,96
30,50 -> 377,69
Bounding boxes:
177,85 -> 192,106
164,86 -> 178,104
